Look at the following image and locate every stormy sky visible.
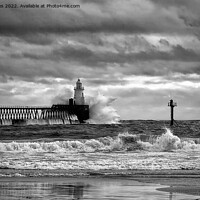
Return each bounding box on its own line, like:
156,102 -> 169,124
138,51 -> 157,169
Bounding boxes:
0,0 -> 200,120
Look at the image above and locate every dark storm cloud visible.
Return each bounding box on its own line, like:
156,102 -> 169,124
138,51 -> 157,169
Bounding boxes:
143,45 -> 200,62
36,78 -> 54,85
150,0 -> 200,28
123,62 -> 200,77
4,40 -> 199,81
0,62 -> 54,79
0,59 -> 78,81
51,45 -> 93,61
0,74 -> 14,83
0,14 -> 149,35
79,0 -> 108,5
159,39 -> 170,46
0,0 -> 188,37
22,34 -> 55,45
20,43 -> 200,65
87,78 -> 127,86
149,0 -> 195,7
56,44 -> 200,63
150,0 -> 200,13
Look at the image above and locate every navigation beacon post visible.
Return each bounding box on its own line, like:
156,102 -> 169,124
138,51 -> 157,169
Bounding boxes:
168,99 -> 177,126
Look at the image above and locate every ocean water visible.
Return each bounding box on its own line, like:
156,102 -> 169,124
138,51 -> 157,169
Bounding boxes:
0,120 -> 200,199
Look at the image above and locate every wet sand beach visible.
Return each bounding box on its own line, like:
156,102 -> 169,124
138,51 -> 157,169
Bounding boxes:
0,176 -> 200,200
0,169 -> 200,199
136,177 -> 200,197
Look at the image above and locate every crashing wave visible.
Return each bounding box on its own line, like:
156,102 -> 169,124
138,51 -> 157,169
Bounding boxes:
86,93 -> 120,124
0,128 -> 200,153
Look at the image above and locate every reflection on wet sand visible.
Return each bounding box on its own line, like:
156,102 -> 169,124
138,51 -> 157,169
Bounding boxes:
52,183 -> 85,199
0,178 -> 199,200
0,181 -> 86,200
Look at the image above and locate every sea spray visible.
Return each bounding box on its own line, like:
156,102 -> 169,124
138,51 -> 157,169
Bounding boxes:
139,128 -> 200,151
153,128 -> 181,151
86,93 -> 120,124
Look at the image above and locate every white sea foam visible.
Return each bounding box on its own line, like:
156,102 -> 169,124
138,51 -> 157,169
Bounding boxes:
153,128 -> 181,151
87,93 -> 120,124
139,128 -> 200,152
1,128 -> 199,154
1,129 -> 200,171
0,139 -> 121,153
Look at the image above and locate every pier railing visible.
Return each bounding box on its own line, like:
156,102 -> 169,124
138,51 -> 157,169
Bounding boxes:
0,106 -> 71,120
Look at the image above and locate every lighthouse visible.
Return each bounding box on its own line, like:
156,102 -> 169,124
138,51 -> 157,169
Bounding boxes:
74,79 -> 85,105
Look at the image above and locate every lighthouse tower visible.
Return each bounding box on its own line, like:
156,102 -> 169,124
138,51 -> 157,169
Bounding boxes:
74,79 -> 85,105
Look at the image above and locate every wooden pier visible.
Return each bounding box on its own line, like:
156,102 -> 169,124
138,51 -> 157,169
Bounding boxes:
0,104 -> 89,124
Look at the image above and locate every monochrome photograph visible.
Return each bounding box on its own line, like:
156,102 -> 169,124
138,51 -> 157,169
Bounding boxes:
0,0 -> 200,199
